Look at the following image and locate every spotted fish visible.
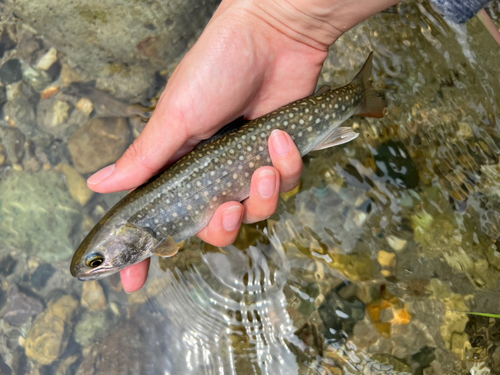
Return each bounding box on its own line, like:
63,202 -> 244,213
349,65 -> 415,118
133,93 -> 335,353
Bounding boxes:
70,52 -> 386,280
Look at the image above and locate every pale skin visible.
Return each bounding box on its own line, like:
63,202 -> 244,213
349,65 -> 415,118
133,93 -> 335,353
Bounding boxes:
87,0 -> 400,292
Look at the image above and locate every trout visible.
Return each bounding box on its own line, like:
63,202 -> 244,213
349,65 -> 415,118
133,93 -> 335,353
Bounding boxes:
71,52 -> 386,280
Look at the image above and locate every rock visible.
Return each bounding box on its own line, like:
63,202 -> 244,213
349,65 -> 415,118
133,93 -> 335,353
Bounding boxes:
374,140 -> 419,189
0,255 -> 17,277
0,171 -> 80,262
0,126 -> 25,163
377,250 -> 396,267
23,66 -> 54,91
59,63 -> 84,87
318,289 -> 365,341
22,141 -> 42,172
0,28 -> 16,59
56,354 -> 79,375
386,235 -> 407,252
37,98 -> 71,136
68,117 -> 130,174
44,139 -> 72,166
0,59 -> 22,85
36,47 -> 58,71
25,295 -> 78,365
4,82 -> 49,146
74,310 -> 108,347
0,85 -> 6,107
57,163 -> 94,205
81,281 -> 106,311
5,0 -> 219,100
31,263 -> 57,289
0,285 -> 44,326
41,85 -> 60,100
0,154 -> 5,165
76,98 -> 93,115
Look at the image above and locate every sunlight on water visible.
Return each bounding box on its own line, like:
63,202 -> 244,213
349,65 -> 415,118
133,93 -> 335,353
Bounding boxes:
0,1 -> 499,374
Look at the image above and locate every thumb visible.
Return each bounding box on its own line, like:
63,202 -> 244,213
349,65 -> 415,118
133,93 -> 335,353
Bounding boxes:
86,103 -> 189,194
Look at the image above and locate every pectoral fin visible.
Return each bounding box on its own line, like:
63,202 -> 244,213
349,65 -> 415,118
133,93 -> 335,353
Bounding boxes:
313,127 -> 359,151
314,85 -> 331,96
153,235 -> 180,258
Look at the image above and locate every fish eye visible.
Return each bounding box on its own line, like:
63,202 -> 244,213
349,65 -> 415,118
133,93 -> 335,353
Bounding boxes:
85,253 -> 104,268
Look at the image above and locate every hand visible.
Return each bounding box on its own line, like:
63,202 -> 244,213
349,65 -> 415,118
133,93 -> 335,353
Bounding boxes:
87,0 -> 399,292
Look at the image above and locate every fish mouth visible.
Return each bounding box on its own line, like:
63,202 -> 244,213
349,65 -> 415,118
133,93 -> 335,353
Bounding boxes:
72,265 -> 118,281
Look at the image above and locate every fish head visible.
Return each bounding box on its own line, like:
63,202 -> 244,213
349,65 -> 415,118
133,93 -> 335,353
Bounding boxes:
70,221 -> 157,281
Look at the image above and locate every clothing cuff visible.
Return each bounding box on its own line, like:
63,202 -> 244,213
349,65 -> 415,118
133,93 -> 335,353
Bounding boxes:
430,0 -> 490,23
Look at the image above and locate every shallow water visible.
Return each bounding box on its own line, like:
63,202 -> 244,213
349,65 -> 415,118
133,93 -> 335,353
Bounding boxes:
0,1 -> 500,374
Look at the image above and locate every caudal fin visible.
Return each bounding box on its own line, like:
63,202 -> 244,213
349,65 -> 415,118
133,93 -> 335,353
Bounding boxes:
352,52 -> 387,118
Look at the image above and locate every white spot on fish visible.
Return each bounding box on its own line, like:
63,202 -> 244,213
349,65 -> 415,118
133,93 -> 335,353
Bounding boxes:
178,202 -> 182,207
307,127 -> 312,131
261,133 -> 266,137
245,172 -> 249,177
187,205 -> 192,210
154,219 -> 159,224
316,118 -> 321,124
249,162 -> 255,168
298,132 -> 303,137
256,155 -> 261,160
233,174 -> 238,179
299,119 -> 304,125
259,146 -> 264,151
335,104 -> 338,109
321,104 -> 326,109
227,160 -> 233,165
204,191 -> 208,196
173,212 -> 178,218
247,146 -> 252,151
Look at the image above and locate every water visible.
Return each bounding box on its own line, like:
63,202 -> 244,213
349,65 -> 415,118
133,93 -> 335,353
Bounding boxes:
0,1 -> 500,374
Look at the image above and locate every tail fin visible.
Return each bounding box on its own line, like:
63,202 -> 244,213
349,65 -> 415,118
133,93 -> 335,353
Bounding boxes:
352,52 -> 387,118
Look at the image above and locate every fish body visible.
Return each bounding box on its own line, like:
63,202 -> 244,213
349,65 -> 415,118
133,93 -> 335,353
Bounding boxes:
71,52 -> 386,280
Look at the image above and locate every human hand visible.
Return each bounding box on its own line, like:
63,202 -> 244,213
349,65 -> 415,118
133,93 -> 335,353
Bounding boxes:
87,0 -> 400,292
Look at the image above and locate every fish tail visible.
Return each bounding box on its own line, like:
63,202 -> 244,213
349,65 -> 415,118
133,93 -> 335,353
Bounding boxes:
352,52 -> 387,118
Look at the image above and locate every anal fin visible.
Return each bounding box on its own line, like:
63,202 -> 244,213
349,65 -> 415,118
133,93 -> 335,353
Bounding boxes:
153,235 -> 180,258
313,127 -> 359,151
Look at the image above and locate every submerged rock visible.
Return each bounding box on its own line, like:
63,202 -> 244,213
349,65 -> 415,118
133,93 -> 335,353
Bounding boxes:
0,59 -> 22,85
25,295 -> 78,365
0,285 -> 44,326
74,310 -> 108,347
57,162 -> 94,205
0,171 -> 80,262
68,117 -> 130,174
0,126 -> 25,164
81,281 -> 106,311
37,98 -> 71,136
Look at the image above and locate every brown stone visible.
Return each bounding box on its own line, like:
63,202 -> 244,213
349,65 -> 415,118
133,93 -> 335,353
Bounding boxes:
68,117 -> 130,174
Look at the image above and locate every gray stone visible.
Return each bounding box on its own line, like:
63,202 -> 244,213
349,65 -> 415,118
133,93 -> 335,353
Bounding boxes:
0,126 -> 25,163
37,97 -> 72,137
68,117 -> 130,174
6,0 -> 220,100
0,285 -> 44,327
0,59 -> 22,85
4,81 -> 51,147
74,310 -> 108,347
23,66 -> 54,91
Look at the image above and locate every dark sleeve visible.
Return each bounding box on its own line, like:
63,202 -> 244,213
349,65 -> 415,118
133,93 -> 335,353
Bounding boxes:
430,0 -> 490,23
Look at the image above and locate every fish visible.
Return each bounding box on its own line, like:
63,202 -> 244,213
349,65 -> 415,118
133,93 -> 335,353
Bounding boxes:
70,52 -> 386,281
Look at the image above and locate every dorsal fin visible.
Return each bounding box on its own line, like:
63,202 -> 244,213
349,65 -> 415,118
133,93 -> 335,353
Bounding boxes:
351,52 -> 387,119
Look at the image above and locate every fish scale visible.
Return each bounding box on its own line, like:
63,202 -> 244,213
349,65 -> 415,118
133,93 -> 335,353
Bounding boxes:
71,52 -> 387,280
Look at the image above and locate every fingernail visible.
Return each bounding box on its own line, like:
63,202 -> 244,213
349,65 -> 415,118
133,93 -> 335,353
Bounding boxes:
222,206 -> 243,232
271,130 -> 289,156
87,164 -> 115,185
257,169 -> 276,199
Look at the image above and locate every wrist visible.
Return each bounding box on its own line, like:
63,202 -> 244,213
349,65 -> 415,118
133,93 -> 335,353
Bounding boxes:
220,0 -> 401,50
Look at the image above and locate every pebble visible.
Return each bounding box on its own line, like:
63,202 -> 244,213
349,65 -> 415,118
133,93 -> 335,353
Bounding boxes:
25,295 -> 78,365
386,235 -> 407,252
57,162 -> 94,205
41,85 -> 60,100
74,310 -> 108,347
12,163 -> 23,171
31,264 -> 56,290
36,47 -> 58,70
37,98 -> 70,135
0,154 -> 4,165
76,97 -> 93,115
24,66 -> 53,91
0,284 -> 44,326
81,281 -> 107,311
59,63 -> 83,86
0,126 -> 25,163
377,250 -> 396,267
0,59 -> 22,84
68,117 -> 130,174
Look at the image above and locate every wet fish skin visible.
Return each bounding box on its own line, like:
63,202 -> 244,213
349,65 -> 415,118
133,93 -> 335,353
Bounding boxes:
70,52 -> 386,281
